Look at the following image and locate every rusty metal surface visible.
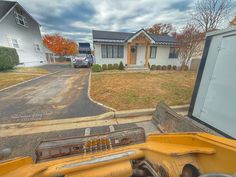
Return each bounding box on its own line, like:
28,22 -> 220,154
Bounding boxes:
35,127 -> 145,162
152,102 -> 202,133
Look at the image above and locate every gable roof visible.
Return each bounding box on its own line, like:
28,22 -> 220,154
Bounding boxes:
92,29 -> 177,45
0,1 -> 40,25
0,1 -> 16,20
125,28 -> 155,43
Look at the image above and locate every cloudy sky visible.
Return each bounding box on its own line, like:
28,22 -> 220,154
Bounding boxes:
17,0 -> 236,43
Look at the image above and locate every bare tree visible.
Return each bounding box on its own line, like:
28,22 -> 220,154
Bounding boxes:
175,24 -> 205,67
229,16 -> 236,26
146,23 -> 174,35
194,0 -> 232,32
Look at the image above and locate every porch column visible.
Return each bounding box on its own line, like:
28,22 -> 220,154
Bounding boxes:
145,44 -> 150,67
127,43 -> 131,65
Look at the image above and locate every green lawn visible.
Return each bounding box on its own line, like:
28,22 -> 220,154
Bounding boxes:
91,71 -> 197,110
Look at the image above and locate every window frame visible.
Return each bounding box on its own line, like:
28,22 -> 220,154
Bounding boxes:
12,39 -> 19,49
169,47 -> 179,59
14,11 -> 27,27
101,45 -> 124,58
34,44 -> 41,52
149,46 -> 157,59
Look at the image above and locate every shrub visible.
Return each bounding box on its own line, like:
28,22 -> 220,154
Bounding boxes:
167,65 -> 172,70
102,64 -> 107,70
156,65 -> 161,70
108,64 -> 113,70
162,65 -> 167,70
113,63 -> 119,70
150,65 -> 157,70
181,64 -> 189,71
0,46 -> 19,71
91,64 -> 102,72
172,65 -> 177,70
118,61 -> 125,70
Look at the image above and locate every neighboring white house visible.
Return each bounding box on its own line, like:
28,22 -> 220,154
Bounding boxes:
92,29 -> 181,67
44,45 -> 56,64
0,1 -> 47,66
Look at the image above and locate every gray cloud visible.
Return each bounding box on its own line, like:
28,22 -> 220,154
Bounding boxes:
16,0 -> 235,44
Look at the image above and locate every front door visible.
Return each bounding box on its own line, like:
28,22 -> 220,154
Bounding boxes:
130,46 -> 137,64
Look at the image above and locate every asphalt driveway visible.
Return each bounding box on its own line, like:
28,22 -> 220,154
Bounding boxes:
0,65 -> 107,123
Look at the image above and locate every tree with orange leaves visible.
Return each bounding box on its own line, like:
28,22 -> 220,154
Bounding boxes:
43,34 -> 78,58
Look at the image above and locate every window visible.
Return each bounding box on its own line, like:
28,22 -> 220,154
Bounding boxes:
34,44 -> 40,51
150,46 -> 157,58
101,45 -> 107,58
107,45 -> 113,58
118,45 -> 123,58
12,39 -> 19,48
15,12 -> 26,27
101,45 -> 124,58
169,47 -> 179,58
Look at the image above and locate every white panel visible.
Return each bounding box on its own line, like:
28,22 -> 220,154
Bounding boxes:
136,45 -> 146,65
198,34 -> 236,137
192,36 -> 223,118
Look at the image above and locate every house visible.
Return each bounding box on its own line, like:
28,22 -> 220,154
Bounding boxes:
79,43 -> 91,54
44,45 -> 55,64
0,1 -> 47,66
92,29 -> 180,68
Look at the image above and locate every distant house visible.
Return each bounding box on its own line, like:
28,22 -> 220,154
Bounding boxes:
79,43 -> 91,54
0,1 -> 47,66
43,45 -> 55,64
92,29 -> 180,67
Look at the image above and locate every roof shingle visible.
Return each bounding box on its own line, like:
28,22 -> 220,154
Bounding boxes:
0,1 -> 16,21
92,29 -> 177,44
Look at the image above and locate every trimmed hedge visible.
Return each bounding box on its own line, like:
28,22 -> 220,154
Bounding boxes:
167,65 -> 172,70
162,65 -> 167,70
156,65 -> 161,70
108,64 -> 113,70
113,63 -> 119,70
0,46 -> 19,71
150,65 -> 157,70
91,64 -> 102,72
102,64 -> 107,70
119,61 -> 125,70
172,65 -> 177,70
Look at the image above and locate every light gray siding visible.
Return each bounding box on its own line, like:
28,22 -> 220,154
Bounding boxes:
0,5 -> 46,66
94,43 -> 181,66
149,45 -> 180,66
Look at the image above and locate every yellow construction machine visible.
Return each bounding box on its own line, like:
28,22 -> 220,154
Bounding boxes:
0,130 -> 236,177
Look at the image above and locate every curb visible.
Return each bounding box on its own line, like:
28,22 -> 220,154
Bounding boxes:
0,70 -> 62,92
87,71 -> 116,111
115,108 -> 155,118
0,112 -> 115,129
0,109 -> 155,130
